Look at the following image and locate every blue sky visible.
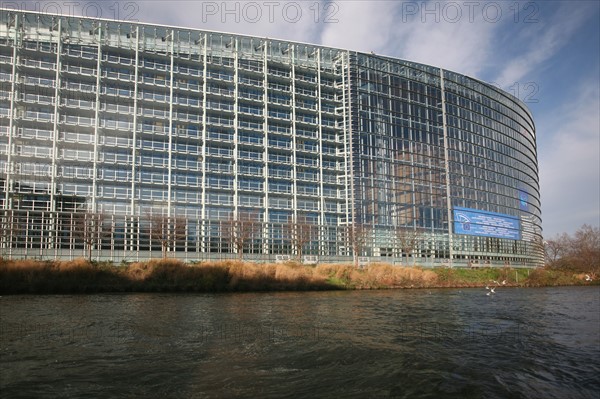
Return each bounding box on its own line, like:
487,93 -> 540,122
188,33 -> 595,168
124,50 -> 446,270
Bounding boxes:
8,0 -> 599,238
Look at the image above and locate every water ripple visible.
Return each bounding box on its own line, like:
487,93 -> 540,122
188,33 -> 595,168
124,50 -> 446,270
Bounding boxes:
1,287 -> 598,398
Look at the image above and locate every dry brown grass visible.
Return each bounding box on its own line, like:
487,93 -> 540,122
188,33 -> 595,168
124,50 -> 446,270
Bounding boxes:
0,258 -> 122,293
316,263 -> 356,281
126,261 -> 154,281
224,261 -> 273,289
55,258 -> 92,272
315,262 -> 438,289
357,263 -> 438,288
274,262 -> 327,287
524,267 -> 585,287
219,261 -> 329,290
1,258 -> 597,294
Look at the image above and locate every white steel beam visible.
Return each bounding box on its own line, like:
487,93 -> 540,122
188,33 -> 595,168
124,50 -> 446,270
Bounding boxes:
49,18 -> 62,213
91,24 -> 102,213
200,33 -> 208,252
130,26 -> 140,216
4,13 -> 19,210
440,68 -> 454,265
233,38 -> 239,220
167,29 -> 175,217
316,49 -> 326,256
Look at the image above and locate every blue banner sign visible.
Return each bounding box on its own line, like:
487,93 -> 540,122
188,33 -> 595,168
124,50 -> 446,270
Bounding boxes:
453,207 -> 521,240
518,190 -> 529,211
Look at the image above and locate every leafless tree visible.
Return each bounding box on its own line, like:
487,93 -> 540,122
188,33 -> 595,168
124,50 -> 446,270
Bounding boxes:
0,209 -> 20,252
544,233 -> 569,264
347,223 -> 370,268
284,215 -> 318,261
71,210 -> 111,261
569,224 -> 600,272
545,225 -> 600,272
0,210 -> 11,247
222,212 -> 261,260
396,226 -> 424,265
147,213 -> 187,259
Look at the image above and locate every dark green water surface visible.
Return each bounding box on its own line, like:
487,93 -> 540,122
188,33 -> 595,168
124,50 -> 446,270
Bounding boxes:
1,286 -> 598,398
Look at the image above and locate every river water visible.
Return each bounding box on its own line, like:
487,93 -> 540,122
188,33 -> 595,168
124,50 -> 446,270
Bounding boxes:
1,287 -> 599,398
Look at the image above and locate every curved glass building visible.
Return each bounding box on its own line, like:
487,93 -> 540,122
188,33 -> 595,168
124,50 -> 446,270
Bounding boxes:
0,10 -> 543,266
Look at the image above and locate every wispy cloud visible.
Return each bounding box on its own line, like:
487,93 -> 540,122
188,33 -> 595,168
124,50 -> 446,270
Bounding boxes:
318,1 -> 397,54
393,13 -> 497,78
318,1 -> 509,79
494,3 -> 591,87
538,75 -> 600,236
134,1 -> 328,44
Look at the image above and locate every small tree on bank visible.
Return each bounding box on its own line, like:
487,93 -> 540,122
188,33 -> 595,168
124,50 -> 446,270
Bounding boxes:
71,211 -> 111,261
285,215 -> 317,261
347,223 -> 370,268
396,226 -> 423,266
545,224 -> 600,273
544,233 -> 569,264
147,213 -> 186,259
0,209 -> 24,252
222,212 -> 261,260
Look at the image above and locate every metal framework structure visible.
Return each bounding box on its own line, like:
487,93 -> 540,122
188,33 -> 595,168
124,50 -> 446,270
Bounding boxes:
0,10 -> 543,267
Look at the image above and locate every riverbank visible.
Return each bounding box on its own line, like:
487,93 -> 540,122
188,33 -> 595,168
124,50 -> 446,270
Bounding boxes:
0,258 -> 597,294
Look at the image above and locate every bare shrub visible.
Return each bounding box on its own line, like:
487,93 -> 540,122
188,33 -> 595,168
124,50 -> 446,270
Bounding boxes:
346,224 -> 370,268
546,225 -> 600,273
146,214 -> 187,259
284,215 -> 318,261
70,211 -> 111,261
221,213 -> 261,260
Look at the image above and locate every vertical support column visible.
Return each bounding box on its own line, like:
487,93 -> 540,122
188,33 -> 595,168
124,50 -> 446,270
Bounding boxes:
49,18 -> 62,213
3,14 -> 19,258
344,51 -> 355,256
91,25 -> 102,213
316,49 -> 326,257
4,13 -> 19,210
128,26 -> 140,253
47,18 -> 63,254
232,38 -> 239,221
291,47 -> 302,259
200,33 -> 208,252
130,26 -> 140,216
439,68 -> 454,265
290,46 -> 297,226
336,52 -> 347,255
262,41 -> 269,255
167,30 -> 175,217
410,151 -> 416,225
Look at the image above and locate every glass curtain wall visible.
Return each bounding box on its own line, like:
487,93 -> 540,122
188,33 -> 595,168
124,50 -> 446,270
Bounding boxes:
0,10 -> 543,266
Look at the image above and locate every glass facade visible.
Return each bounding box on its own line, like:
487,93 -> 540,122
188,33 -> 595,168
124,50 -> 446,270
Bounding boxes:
0,10 -> 542,266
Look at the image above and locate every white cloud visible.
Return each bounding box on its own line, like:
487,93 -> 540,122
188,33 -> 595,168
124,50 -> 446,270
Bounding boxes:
494,4 -> 590,87
318,1 -> 503,79
539,79 -> 600,237
318,1 -> 397,54
133,1 -> 327,44
395,15 -> 496,78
